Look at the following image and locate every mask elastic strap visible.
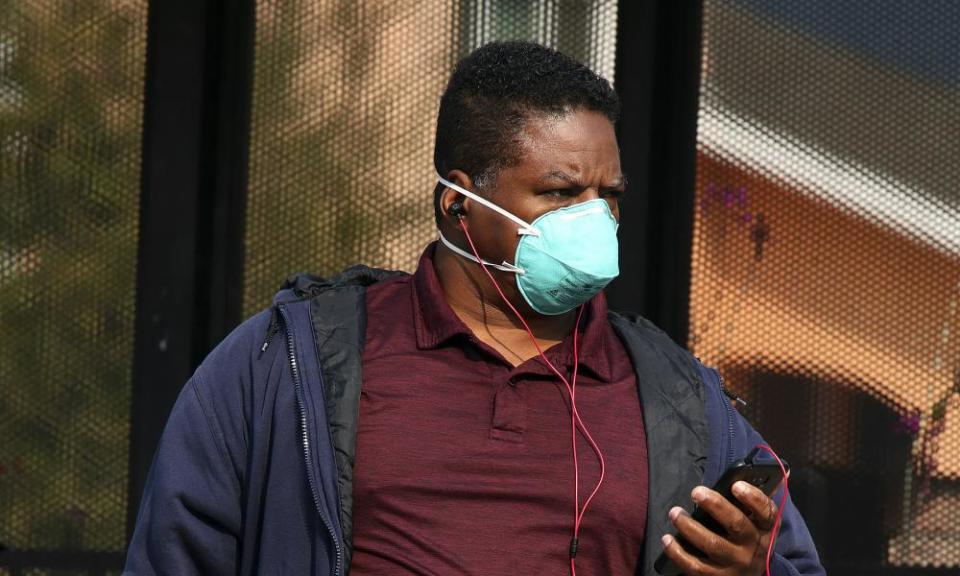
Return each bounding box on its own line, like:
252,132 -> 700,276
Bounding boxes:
437,176 -> 540,237
438,231 -> 525,274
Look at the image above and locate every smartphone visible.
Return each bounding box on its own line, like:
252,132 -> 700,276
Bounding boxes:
653,451 -> 789,575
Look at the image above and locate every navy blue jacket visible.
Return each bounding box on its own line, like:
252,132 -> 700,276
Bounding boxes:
125,268 -> 824,575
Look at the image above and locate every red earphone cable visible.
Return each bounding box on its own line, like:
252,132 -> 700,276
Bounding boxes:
457,220 -> 605,575
752,444 -> 789,576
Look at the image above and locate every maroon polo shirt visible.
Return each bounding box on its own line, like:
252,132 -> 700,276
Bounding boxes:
350,243 -> 647,575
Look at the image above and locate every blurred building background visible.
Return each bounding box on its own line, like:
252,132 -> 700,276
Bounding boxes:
0,0 -> 957,574
691,1 -> 960,570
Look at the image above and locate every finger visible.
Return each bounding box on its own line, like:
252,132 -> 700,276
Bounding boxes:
731,481 -> 780,532
668,506 -> 739,565
660,533 -> 721,576
690,486 -> 758,544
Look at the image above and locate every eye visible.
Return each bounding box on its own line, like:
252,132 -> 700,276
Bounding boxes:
543,188 -> 578,198
600,188 -> 625,200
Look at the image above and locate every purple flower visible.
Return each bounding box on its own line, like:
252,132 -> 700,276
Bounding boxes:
894,413 -> 921,435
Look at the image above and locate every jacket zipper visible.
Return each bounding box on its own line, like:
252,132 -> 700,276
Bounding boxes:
279,305 -> 344,576
719,374 -> 736,464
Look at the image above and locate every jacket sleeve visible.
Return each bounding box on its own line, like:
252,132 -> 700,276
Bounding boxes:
122,310 -> 274,575
699,364 -> 826,576
123,370 -> 243,575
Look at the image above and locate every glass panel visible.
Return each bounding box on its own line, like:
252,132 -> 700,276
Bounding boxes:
691,0 -> 960,569
243,0 -> 619,315
0,0 -> 148,552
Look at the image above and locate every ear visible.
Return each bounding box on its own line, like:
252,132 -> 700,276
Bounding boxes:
439,169 -> 473,225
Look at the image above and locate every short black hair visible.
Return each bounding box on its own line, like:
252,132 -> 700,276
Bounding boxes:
433,41 -> 620,226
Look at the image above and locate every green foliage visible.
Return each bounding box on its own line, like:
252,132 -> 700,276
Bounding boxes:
0,0 -> 147,551
243,1 -> 397,313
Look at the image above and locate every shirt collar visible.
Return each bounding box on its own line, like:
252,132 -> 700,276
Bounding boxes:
410,242 -> 617,382
411,243 -> 473,350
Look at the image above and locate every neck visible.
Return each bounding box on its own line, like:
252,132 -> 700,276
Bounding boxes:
433,242 -> 576,343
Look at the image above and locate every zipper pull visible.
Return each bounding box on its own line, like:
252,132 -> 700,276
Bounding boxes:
719,375 -> 747,407
260,305 -> 281,354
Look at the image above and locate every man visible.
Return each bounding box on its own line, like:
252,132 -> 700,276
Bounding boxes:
125,42 -> 823,575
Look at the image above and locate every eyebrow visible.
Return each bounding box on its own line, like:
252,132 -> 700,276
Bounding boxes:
539,170 -> 628,188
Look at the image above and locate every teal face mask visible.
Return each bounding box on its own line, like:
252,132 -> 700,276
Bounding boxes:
437,176 -> 620,315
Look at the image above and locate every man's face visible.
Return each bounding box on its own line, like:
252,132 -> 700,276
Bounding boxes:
464,108 -> 625,271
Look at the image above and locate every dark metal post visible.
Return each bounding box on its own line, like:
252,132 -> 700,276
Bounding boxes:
127,0 -> 210,538
194,0 -> 255,355
608,0 -> 704,346
126,0 -> 254,542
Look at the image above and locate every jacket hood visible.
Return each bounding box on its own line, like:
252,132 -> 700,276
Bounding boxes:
272,265 -> 408,305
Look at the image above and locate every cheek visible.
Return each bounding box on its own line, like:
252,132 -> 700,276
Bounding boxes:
606,198 -> 621,222
468,208 -> 521,258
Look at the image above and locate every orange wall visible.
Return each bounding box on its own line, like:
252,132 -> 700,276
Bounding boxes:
690,151 -> 960,475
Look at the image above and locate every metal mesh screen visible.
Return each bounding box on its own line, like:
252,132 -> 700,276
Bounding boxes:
0,0 -> 147,557
690,0 -> 960,570
242,0 -> 619,315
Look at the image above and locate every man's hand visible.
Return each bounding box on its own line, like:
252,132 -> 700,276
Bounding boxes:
659,481 -> 778,576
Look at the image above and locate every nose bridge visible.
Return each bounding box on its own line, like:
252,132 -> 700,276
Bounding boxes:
577,174 -> 601,202
578,183 -> 602,202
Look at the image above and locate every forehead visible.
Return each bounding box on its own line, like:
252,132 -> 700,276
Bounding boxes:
510,109 -> 621,181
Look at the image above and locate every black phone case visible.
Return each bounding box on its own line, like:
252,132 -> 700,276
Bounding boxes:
653,458 -> 788,575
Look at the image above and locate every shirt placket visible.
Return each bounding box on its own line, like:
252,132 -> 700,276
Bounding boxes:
489,346 -> 573,442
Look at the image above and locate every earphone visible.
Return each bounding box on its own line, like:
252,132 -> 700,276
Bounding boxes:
448,200 -> 465,218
